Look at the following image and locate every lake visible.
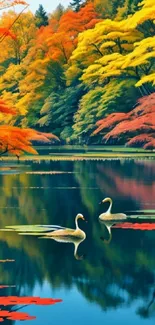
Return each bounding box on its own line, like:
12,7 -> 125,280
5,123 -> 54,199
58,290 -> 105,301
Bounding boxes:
0,157 -> 155,324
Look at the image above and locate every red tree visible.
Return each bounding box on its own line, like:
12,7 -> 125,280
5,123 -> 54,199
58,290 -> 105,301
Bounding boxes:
93,93 -> 155,149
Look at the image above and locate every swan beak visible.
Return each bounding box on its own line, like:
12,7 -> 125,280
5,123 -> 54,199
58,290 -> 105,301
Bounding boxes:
82,217 -> 87,223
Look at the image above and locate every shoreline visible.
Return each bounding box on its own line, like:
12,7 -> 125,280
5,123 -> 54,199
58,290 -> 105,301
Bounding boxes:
0,153 -> 155,162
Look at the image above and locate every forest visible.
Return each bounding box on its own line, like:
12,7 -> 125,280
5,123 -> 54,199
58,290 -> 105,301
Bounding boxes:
0,0 -> 155,155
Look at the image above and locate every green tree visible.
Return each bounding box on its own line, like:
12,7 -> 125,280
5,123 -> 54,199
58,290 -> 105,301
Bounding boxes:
39,84 -> 85,142
71,80 -> 139,143
70,0 -> 84,12
35,4 -> 49,28
51,3 -> 65,20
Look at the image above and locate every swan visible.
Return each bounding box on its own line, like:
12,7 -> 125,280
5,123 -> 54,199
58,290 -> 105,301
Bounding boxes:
41,213 -> 86,240
9,214 -> 86,260
99,197 -> 127,221
11,214 -> 86,240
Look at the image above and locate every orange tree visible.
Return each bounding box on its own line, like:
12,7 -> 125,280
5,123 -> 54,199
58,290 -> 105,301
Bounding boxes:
0,1 -> 58,157
0,98 -> 58,157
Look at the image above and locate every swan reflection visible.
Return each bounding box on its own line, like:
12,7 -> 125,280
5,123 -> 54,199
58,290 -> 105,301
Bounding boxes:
99,220 -> 123,244
100,219 -> 155,244
41,235 -> 86,260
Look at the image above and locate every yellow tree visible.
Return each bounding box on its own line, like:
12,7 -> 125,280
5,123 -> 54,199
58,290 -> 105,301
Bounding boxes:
12,3 -> 100,126
0,11 -> 37,65
0,0 -> 58,156
68,0 -> 155,93
67,0 -> 155,141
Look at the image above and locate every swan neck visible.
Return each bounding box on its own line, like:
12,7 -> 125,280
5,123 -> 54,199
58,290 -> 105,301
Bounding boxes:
107,198 -> 112,213
75,216 -> 79,230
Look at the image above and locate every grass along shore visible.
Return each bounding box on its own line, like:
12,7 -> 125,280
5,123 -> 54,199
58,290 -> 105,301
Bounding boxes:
0,145 -> 155,162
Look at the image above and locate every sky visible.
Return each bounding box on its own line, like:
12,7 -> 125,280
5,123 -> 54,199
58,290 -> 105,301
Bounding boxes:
28,0 -> 71,13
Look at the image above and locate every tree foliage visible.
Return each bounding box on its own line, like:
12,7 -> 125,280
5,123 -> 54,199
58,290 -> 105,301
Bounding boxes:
0,0 -> 58,157
70,0 -> 84,12
39,84 -> 85,141
0,0 -> 155,147
0,97 -> 58,157
35,4 -> 49,28
93,92 -> 155,148
72,80 -> 139,142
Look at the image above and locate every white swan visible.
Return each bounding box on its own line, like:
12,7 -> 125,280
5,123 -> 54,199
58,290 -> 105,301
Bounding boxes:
43,213 -> 86,240
99,197 -> 127,221
13,214 -> 86,240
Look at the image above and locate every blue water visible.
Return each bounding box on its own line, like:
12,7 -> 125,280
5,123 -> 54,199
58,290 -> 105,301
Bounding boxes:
0,159 -> 155,324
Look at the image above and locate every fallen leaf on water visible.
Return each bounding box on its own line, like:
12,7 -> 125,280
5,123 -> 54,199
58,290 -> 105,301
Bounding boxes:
0,296 -> 62,322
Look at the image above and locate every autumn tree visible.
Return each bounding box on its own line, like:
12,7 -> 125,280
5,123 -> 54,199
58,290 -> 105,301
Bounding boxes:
0,0 -> 27,10
0,81 -> 58,157
11,3 -> 100,130
0,0 -> 58,157
71,81 -> 139,142
35,4 -> 49,28
66,0 -> 155,142
0,0 -> 155,147
90,0 -> 142,18
0,0 -> 28,38
116,0 -> 142,19
0,11 -> 37,66
46,3 -> 100,64
93,93 -> 155,149
51,4 -> 65,21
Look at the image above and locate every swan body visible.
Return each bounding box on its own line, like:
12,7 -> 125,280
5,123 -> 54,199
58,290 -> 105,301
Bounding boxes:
7,214 -> 86,241
41,214 -> 86,240
99,197 -> 127,221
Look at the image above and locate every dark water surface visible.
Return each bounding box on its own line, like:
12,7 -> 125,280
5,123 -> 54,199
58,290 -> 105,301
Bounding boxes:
0,159 -> 155,324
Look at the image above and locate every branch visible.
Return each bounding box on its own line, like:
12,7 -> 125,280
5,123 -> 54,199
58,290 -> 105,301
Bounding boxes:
90,43 -> 103,57
0,4 -> 29,43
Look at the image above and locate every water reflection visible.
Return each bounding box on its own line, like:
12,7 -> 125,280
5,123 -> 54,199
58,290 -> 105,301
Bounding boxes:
99,220 -> 155,244
137,289 -> 155,318
42,236 -> 86,260
113,222 -> 155,230
0,259 -> 15,263
99,220 -> 117,244
0,159 -> 154,323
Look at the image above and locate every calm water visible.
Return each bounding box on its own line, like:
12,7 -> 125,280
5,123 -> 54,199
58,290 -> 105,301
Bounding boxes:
0,159 -> 155,324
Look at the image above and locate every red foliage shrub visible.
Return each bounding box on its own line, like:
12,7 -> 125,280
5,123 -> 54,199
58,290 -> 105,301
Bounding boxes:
93,92 -> 155,148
